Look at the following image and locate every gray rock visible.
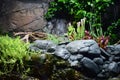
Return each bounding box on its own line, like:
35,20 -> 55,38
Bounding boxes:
117,62 -> 120,66
44,19 -> 68,36
54,48 -> 71,59
29,44 -> 41,52
118,62 -> 120,74
81,57 -> 100,75
106,45 -> 120,55
33,40 -> 57,51
40,54 -> 46,60
69,55 -> 78,61
113,57 -> 120,62
100,55 -> 106,60
109,55 -> 115,62
97,70 -> 110,79
103,64 -> 109,70
69,54 -> 83,61
108,62 -> 119,74
57,44 -> 66,48
93,58 -> 104,65
108,77 -> 120,80
100,48 -> 111,58
66,40 -> 82,53
76,54 -> 84,61
69,60 -> 79,66
66,40 -> 101,56
89,43 -> 101,54
0,0 -> 48,33
97,72 -> 106,79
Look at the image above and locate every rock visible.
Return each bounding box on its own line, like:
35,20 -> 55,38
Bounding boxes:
109,55 -> 115,62
54,47 -> 71,60
104,61 -> 111,64
103,63 -> 109,70
80,57 -> 100,77
47,46 -> 56,53
40,54 -> 47,61
69,55 -> 78,61
113,57 -> 120,62
93,58 -> 104,65
100,55 -> 106,60
118,62 -> 120,67
28,39 -> 120,79
89,43 -> 100,54
108,77 -> 120,80
33,40 -> 57,51
57,37 -> 69,45
57,44 -> 66,48
97,72 -> 107,79
68,54 -> 83,67
68,54 -> 83,61
76,54 -> 84,61
0,0 -> 48,33
29,44 -> 41,52
108,62 -> 119,74
66,40 -> 101,58
109,55 -> 120,62
100,48 -> 111,59
106,45 -> 120,55
97,70 -> 110,79
118,62 -> 120,73
69,60 -> 79,67
44,19 -> 68,36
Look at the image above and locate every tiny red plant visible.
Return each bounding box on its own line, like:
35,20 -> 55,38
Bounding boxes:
96,36 -> 109,49
84,30 -> 93,39
83,30 -> 109,49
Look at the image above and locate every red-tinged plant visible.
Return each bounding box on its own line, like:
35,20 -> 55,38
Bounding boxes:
83,30 -> 109,49
96,36 -> 109,49
67,18 -> 110,49
84,30 -> 93,39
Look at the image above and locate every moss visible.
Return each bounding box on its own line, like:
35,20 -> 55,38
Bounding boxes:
0,35 -> 30,75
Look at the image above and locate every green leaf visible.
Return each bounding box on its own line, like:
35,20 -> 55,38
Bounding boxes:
96,0 -> 100,3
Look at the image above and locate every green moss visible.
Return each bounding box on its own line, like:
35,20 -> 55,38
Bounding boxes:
0,35 -> 29,75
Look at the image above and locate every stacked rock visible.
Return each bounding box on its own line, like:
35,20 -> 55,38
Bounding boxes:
29,40 -> 120,79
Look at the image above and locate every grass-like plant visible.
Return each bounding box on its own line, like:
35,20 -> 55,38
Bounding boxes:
67,18 -> 86,40
84,30 -> 109,49
47,34 -> 68,44
47,34 -> 61,44
67,18 -> 109,49
0,35 -> 29,75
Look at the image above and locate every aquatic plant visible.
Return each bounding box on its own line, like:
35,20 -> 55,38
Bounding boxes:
67,18 -> 109,49
0,35 -> 29,75
67,18 -> 86,40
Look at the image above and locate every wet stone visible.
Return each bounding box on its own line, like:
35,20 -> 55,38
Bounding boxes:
106,45 -> 120,55
100,48 -> 111,59
93,58 -> 104,65
80,57 -> 100,77
29,45 -> 41,52
66,40 -> 101,57
69,60 -> 79,66
33,40 -> 57,50
108,62 -> 120,74
54,48 -> 71,60
68,54 -> 83,61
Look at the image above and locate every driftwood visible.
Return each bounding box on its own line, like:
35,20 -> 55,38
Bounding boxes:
14,32 -> 47,43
